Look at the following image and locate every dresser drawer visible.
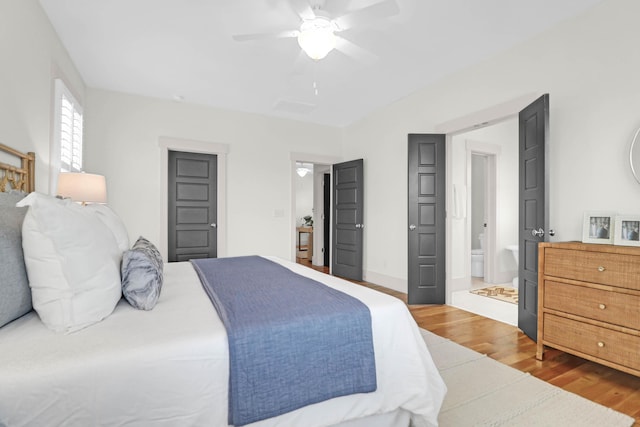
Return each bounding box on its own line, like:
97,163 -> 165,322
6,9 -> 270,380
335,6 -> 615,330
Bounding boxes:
543,314 -> 640,371
544,248 -> 640,290
544,280 -> 640,330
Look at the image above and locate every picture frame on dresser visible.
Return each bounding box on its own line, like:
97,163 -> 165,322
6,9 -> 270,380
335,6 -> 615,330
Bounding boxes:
613,215 -> 640,246
581,211 -> 616,244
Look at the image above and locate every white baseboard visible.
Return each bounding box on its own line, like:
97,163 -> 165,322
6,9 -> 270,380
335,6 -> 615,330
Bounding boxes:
492,270 -> 517,285
363,270 -> 407,294
448,276 -> 471,293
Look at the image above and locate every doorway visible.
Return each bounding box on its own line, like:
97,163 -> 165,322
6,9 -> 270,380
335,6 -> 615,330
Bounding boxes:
294,161 -> 330,269
448,120 -> 519,326
158,136 -> 228,262
167,150 -> 218,262
470,153 -> 488,279
290,152 -> 341,270
407,94 -> 548,335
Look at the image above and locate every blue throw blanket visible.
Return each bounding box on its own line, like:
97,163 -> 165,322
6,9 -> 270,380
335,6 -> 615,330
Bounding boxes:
190,256 -> 376,426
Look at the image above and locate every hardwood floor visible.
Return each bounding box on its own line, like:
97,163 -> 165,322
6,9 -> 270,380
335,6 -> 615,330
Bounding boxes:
297,259 -> 640,424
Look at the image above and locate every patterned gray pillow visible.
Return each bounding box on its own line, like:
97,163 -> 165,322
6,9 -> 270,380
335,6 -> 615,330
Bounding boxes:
0,192 -> 32,327
121,236 -> 163,310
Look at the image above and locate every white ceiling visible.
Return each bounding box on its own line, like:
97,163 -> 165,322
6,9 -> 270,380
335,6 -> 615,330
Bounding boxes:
38,0 -> 602,128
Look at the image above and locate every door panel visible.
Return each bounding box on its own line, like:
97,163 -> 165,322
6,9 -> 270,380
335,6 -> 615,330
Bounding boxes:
332,159 -> 364,280
408,134 -> 446,304
168,151 -> 217,262
518,94 -> 549,341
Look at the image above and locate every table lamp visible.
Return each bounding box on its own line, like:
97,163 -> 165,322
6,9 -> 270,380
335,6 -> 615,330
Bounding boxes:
57,172 -> 107,205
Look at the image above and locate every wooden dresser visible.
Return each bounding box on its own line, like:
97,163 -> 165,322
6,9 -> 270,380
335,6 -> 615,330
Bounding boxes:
537,242 -> 640,377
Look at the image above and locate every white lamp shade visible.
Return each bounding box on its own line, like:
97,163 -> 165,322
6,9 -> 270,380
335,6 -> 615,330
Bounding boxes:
296,162 -> 313,177
297,18 -> 336,60
57,172 -> 107,204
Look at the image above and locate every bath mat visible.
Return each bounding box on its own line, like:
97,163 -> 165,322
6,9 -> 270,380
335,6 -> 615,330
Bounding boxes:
469,286 -> 518,305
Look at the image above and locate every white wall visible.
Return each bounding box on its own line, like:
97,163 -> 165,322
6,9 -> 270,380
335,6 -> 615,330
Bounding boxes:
295,169 -> 314,253
343,0 -> 640,292
295,169 -> 314,227
0,0 -> 84,192
83,89 -> 342,260
9,0 -> 640,295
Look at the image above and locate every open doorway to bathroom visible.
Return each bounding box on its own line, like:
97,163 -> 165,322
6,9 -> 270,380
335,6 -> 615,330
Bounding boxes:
448,119 -> 519,326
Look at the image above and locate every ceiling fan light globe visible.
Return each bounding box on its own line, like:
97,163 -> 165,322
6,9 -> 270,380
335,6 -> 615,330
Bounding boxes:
297,18 -> 336,60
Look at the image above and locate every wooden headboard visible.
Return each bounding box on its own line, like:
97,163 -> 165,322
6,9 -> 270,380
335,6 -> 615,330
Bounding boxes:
0,143 -> 35,193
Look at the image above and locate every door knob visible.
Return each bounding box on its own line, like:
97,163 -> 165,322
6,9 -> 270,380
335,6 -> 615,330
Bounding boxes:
210,223 -> 217,228
531,228 -> 544,237
409,224 -> 416,231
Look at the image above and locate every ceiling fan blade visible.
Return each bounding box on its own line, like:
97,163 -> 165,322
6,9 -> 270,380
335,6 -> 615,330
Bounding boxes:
290,0 -> 316,21
334,36 -> 378,65
334,0 -> 399,31
232,30 -> 299,42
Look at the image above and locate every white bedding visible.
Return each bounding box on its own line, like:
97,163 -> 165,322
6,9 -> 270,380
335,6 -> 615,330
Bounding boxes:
0,257 -> 446,427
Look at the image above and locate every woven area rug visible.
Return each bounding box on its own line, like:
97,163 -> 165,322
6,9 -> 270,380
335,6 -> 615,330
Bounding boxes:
420,328 -> 635,426
469,285 -> 518,304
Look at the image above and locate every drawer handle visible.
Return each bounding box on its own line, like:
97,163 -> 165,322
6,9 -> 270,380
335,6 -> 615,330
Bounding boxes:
598,303 -> 606,310
597,266 -> 606,272
597,341 -> 605,348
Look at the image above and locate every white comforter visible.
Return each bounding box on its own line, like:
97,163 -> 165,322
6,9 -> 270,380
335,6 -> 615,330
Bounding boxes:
0,257 -> 446,427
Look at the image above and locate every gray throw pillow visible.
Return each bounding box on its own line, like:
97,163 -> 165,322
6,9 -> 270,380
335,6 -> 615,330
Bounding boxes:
0,192 -> 32,327
121,236 -> 163,310
0,190 -> 27,207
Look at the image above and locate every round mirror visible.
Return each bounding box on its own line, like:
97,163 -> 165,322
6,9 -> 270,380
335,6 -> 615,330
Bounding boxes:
631,127 -> 640,184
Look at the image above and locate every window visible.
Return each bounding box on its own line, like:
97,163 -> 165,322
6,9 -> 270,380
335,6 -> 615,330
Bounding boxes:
59,89 -> 83,172
51,79 -> 83,193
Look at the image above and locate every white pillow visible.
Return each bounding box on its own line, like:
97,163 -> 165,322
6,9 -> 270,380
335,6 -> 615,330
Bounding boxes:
17,192 -> 122,333
85,204 -> 130,254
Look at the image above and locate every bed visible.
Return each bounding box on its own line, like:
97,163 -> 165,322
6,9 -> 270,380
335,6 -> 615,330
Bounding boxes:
0,144 -> 446,427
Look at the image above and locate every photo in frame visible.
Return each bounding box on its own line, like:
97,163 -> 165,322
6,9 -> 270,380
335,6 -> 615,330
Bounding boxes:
582,211 -> 616,244
613,215 -> 640,246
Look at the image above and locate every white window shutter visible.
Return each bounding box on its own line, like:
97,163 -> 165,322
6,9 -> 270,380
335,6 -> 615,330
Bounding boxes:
51,79 -> 83,193
59,90 -> 83,172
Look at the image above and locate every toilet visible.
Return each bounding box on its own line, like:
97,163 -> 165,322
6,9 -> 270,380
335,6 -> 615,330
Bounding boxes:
470,233 -> 484,277
507,244 -> 519,287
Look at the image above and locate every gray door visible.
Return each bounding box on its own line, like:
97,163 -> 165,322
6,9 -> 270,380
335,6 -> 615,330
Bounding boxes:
168,151 -> 217,262
332,159 -> 364,281
518,94 -> 549,341
323,173 -> 331,267
408,134 -> 446,304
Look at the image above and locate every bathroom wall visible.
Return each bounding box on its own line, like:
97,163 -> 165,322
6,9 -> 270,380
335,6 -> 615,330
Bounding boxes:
471,154 -> 487,251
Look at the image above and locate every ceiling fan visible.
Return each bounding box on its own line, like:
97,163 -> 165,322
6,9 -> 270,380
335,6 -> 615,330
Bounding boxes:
232,0 -> 400,61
